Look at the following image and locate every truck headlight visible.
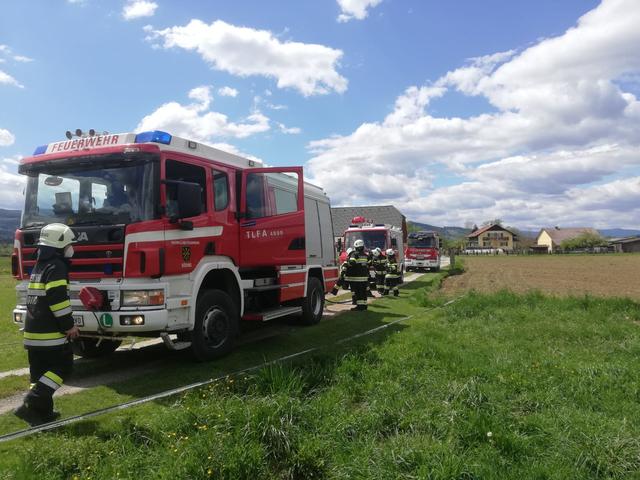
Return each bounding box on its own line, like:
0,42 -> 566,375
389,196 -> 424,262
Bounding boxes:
121,290 -> 165,306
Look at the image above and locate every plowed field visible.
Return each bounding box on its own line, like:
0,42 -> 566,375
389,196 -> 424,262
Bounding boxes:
442,254 -> 640,300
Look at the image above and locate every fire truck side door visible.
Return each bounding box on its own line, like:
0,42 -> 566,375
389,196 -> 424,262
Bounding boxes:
238,167 -> 305,267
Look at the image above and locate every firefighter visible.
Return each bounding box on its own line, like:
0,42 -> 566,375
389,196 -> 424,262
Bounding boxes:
371,248 -> 388,294
344,239 -> 369,311
331,247 -> 354,295
14,223 -> 80,426
384,248 -> 401,297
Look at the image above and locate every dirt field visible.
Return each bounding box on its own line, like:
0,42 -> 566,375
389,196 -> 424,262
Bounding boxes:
442,254 -> 640,300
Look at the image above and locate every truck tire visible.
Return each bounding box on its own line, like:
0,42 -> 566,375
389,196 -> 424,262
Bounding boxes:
298,277 -> 324,325
191,289 -> 239,362
71,338 -> 122,358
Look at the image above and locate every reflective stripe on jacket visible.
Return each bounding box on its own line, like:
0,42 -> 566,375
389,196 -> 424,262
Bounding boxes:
24,251 -> 74,349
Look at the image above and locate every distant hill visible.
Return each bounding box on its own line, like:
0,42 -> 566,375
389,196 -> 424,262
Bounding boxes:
0,208 -> 20,243
525,228 -> 640,239
408,221 -> 470,240
599,228 -> 640,238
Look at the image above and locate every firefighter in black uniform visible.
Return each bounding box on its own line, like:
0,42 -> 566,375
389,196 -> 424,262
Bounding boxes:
371,248 -> 388,294
384,248 -> 401,297
14,223 -> 80,426
344,239 -> 370,310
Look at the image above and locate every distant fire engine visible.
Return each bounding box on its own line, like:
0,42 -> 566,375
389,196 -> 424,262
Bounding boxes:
12,130 -> 338,361
405,230 -> 441,271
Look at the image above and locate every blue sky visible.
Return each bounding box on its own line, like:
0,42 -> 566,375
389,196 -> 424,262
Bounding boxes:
1,0 -> 639,230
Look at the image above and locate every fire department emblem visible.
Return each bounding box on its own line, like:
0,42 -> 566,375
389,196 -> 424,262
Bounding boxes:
181,246 -> 191,262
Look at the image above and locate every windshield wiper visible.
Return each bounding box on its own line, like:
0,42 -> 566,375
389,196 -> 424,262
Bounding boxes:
23,222 -> 46,228
71,220 -> 110,226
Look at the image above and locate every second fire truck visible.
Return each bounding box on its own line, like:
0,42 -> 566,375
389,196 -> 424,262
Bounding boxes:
404,230 -> 441,271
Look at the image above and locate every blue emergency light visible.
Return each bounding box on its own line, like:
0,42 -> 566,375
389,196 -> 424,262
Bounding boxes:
33,145 -> 47,156
134,130 -> 172,145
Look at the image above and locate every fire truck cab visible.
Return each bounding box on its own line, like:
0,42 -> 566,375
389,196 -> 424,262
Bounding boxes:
12,130 -> 338,361
405,230 -> 441,271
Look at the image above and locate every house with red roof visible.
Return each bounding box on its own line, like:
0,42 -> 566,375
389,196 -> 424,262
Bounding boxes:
466,224 -> 518,251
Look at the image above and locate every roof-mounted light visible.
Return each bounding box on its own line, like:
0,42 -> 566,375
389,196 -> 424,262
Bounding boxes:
33,145 -> 47,156
134,130 -> 172,145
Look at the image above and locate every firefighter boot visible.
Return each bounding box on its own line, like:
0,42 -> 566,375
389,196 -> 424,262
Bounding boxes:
14,403 -> 60,427
393,289 -> 399,297
331,286 -> 339,295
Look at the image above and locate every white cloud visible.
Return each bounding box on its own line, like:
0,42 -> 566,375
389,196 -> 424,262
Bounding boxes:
277,123 -> 301,135
308,0 -> 640,229
122,0 -> 158,20
0,159 -> 25,210
0,128 -> 16,146
136,85 -> 270,140
217,86 -> 238,97
337,0 -> 383,22
13,55 -> 33,63
146,19 -> 347,96
0,70 -> 23,88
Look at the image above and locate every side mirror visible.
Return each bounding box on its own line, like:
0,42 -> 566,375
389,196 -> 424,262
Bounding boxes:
336,238 -> 343,252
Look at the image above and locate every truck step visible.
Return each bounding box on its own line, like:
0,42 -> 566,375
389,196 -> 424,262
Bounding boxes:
244,284 -> 284,293
160,333 -> 191,351
242,306 -> 302,322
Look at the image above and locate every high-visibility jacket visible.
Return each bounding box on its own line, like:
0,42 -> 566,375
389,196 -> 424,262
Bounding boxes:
344,250 -> 370,283
372,256 -> 388,275
24,248 -> 74,349
385,257 -> 400,278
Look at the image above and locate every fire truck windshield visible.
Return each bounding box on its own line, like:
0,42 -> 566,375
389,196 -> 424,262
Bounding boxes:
345,231 -> 386,251
408,236 -> 437,248
21,154 -> 158,228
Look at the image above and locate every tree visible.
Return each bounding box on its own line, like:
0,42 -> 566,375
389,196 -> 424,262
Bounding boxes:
560,232 -> 607,251
482,218 -> 503,226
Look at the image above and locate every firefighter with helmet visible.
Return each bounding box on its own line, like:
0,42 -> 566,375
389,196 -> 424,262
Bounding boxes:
371,248 -> 388,294
344,239 -> 369,310
384,248 -> 401,297
14,223 -> 80,426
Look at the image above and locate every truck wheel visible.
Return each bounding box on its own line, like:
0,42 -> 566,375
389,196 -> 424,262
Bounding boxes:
71,338 -> 122,358
299,277 -> 324,325
191,289 -> 239,362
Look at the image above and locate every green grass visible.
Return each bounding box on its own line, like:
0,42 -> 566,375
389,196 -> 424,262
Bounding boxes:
0,258 -> 26,372
1,272 -> 640,479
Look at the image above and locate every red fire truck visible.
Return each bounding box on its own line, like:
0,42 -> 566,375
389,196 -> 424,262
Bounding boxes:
338,218 -> 404,278
404,230 -> 441,271
11,130 -> 338,361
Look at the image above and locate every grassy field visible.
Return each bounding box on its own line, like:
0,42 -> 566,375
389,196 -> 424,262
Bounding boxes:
1,260 -> 640,478
0,259 -> 27,374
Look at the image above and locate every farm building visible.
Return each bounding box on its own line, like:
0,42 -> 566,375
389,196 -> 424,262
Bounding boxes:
466,224 -> 518,251
331,205 -> 407,242
536,227 -> 600,253
609,236 -> 640,253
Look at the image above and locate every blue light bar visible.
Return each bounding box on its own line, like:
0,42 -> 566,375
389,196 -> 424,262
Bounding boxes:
134,130 -> 172,145
33,145 -> 48,155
